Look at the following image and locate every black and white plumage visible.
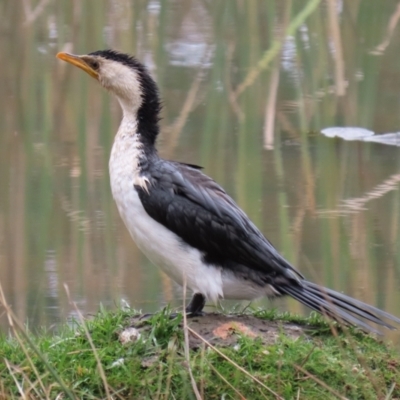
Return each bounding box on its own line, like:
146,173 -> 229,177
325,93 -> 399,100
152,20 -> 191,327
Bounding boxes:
57,49 -> 400,333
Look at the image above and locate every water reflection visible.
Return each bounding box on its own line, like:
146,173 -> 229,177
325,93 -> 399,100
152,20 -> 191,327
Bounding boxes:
318,172 -> 400,217
0,1 -> 399,345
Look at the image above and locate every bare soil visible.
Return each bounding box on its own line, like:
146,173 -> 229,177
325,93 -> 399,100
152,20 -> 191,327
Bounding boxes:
126,313 -> 309,349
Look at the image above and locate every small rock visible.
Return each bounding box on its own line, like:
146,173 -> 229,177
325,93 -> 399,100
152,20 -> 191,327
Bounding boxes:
141,354 -> 159,368
119,327 -> 141,344
110,358 -> 125,368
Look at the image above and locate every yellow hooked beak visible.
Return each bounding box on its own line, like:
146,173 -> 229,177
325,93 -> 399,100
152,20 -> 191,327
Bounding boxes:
56,52 -> 99,80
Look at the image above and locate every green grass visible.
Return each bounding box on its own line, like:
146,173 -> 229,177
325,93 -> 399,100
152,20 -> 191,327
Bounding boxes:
0,307 -> 399,399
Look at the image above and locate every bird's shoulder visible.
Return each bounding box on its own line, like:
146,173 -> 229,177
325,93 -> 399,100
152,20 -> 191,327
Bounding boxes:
147,159 -> 248,224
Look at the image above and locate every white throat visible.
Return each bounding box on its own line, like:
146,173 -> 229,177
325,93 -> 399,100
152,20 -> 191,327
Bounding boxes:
99,59 -> 143,117
109,116 -> 149,196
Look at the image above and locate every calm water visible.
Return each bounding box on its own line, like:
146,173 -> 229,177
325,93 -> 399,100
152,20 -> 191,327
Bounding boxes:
1,1 -> 400,342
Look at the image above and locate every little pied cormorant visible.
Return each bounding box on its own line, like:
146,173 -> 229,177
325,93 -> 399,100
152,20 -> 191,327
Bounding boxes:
56,50 -> 400,333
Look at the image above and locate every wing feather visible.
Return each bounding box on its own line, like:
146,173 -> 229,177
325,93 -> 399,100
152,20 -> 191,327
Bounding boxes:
138,161 -> 303,282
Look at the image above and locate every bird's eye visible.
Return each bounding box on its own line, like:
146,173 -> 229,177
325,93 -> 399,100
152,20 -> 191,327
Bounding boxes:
88,59 -> 100,70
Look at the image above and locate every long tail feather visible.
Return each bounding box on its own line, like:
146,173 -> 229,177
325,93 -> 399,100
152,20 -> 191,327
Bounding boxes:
279,280 -> 400,334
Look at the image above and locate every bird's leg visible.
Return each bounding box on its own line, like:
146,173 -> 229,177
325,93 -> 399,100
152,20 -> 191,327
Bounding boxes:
139,293 -> 206,321
185,293 -> 206,316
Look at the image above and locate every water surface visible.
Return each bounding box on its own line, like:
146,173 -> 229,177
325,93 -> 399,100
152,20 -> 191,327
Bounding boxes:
0,1 -> 399,343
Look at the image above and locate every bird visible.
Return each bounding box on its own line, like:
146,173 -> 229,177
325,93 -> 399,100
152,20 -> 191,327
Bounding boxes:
56,49 -> 400,333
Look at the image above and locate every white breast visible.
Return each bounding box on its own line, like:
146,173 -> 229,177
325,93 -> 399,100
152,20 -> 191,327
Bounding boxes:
108,122 -> 224,302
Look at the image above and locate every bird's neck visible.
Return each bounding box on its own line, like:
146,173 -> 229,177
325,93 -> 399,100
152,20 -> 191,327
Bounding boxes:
115,110 -> 158,170
116,93 -> 160,152
110,113 -> 157,200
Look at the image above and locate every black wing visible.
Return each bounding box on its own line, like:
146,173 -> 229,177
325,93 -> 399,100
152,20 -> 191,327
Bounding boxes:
137,160 -> 303,283
137,160 -> 400,332
174,161 -> 203,170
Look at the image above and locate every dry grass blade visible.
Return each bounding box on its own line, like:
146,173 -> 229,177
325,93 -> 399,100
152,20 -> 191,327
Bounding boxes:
100,387 -> 127,400
4,340 -> 47,400
333,326 -> 383,397
384,382 -> 397,400
298,344 -> 317,368
1,310 -> 47,397
199,343 -> 206,399
163,350 -> 174,400
208,363 -> 247,400
5,360 -> 47,399
294,365 -> 349,400
4,359 -> 25,399
0,284 -> 75,400
154,362 -> 164,400
63,283 -> 111,400
187,326 -> 283,400
182,279 -> 202,400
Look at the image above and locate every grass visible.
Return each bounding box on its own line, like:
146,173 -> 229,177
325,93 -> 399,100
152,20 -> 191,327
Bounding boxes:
0,306 -> 399,399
